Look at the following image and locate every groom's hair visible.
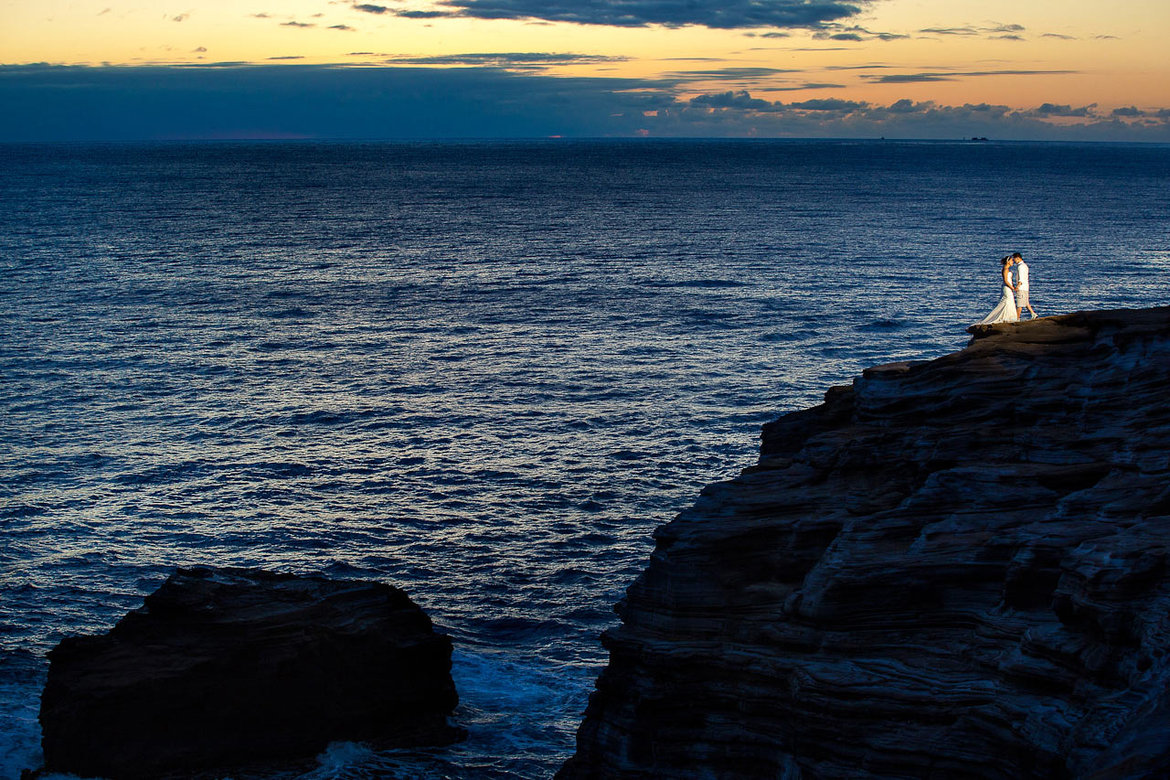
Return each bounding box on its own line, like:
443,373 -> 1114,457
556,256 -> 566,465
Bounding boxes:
1010,252 -> 1023,260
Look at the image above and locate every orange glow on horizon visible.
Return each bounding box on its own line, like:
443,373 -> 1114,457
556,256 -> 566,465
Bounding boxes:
1,0 -> 1168,115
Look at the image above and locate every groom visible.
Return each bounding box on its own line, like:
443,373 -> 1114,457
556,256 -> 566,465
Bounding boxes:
1012,253 -> 1038,320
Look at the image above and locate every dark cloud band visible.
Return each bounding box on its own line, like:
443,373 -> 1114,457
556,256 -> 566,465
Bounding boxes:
395,0 -> 872,29
0,65 -> 1164,142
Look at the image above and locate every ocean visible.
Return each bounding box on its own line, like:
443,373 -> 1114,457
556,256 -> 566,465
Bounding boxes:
1,139 -> 1168,779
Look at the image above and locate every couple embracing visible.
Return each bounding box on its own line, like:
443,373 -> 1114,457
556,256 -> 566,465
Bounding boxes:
975,252 -> 1038,325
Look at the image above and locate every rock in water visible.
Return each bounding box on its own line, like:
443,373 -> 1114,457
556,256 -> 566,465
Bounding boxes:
39,567 -> 461,779
560,307 -> 1170,779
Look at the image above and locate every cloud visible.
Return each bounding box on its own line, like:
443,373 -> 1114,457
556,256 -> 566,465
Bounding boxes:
353,3 -> 391,13
773,82 -> 845,91
98,8 -> 111,16
663,88 -> 1168,139
789,98 -> 865,111
395,10 -> 450,17
687,86 -> 848,109
282,21 -> 316,28
969,70 -> 1075,77
387,52 -> 627,68
813,24 -> 908,42
0,64 -> 674,140
1020,102 -> 1097,118
666,67 -> 799,81
966,69 -> 1076,77
268,56 -> 305,60
919,26 -> 978,36
1041,33 -> 1076,40
825,63 -> 893,70
690,90 -> 773,110
663,93 -> 1025,136
872,73 -> 952,83
330,24 -> 356,31
170,61 -> 252,68
687,93 -> 872,115
193,47 -> 208,53
1,65 -> 1166,143
866,69 -> 1076,84
886,98 -> 928,114
171,13 -> 189,22
919,22 -> 1026,39
403,0 -> 875,29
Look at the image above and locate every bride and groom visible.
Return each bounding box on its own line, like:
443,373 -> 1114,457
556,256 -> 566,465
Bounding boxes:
975,252 -> 1038,325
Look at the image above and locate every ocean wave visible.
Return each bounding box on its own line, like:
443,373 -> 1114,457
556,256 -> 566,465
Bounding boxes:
3,140 -> 1169,779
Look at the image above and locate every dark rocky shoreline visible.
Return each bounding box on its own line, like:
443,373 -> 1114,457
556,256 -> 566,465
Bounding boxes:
35,567 -> 461,779
560,307 -> 1170,778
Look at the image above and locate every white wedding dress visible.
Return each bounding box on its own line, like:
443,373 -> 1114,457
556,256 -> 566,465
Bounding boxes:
975,283 -> 1018,325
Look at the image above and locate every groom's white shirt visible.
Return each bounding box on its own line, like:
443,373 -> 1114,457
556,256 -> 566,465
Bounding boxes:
1016,261 -> 1030,290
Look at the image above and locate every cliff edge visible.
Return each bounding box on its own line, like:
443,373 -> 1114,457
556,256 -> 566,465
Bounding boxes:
560,307 -> 1170,779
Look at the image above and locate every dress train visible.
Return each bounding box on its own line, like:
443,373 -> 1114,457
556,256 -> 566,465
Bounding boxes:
975,285 -> 1018,325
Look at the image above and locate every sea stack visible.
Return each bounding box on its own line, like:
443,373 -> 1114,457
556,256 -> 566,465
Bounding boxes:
560,307 -> 1170,779
37,567 -> 461,779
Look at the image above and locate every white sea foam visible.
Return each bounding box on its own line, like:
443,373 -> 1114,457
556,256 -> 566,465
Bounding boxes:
0,673 -> 44,780
303,741 -> 379,778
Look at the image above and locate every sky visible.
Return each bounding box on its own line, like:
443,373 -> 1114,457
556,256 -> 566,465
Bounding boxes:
2,0 -> 1169,141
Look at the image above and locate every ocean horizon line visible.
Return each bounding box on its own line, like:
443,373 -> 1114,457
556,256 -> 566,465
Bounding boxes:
4,136 -> 1170,147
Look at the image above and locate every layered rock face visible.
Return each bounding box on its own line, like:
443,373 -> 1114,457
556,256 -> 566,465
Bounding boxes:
561,307 -> 1170,779
39,567 -> 460,779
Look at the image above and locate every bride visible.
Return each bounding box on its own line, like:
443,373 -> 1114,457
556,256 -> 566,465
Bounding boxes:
974,255 -> 1019,325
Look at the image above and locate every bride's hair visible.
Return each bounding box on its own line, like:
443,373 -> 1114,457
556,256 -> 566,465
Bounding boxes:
1000,255 -> 1013,267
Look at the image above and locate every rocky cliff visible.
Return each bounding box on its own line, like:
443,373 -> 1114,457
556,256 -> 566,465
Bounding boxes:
38,567 -> 461,779
560,307 -> 1170,779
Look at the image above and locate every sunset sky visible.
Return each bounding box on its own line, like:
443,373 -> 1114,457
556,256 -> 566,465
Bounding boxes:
2,0 -> 1169,140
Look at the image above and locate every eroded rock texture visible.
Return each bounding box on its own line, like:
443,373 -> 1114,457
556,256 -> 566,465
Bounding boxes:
39,567 -> 460,779
561,307 -> 1170,779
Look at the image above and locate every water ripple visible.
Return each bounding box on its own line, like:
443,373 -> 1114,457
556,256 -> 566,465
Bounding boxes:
2,139 -> 1169,779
